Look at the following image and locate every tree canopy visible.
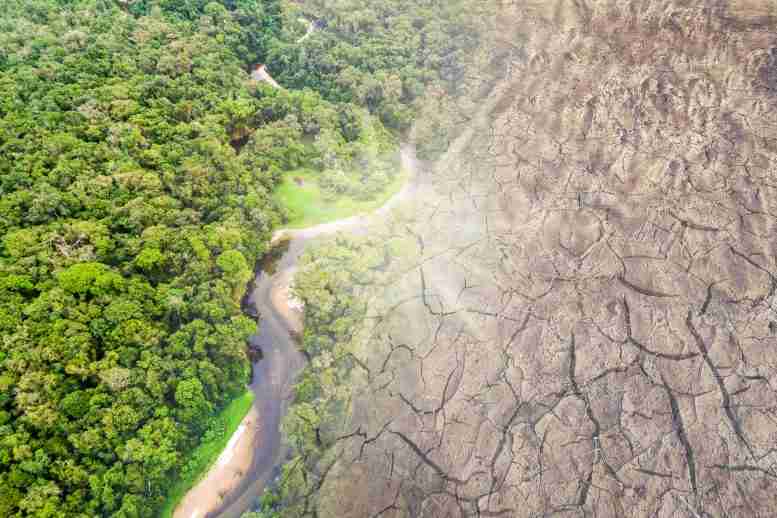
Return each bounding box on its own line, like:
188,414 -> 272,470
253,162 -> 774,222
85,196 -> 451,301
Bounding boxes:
0,1 -> 285,514
264,0 -> 485,130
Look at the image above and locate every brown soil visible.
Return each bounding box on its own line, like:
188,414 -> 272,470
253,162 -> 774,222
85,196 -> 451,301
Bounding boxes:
298,2 -> 777,517
270,268 -> 304,335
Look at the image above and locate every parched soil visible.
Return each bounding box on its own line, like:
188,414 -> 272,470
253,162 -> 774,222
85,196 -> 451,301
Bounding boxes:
301,2 -> 777,517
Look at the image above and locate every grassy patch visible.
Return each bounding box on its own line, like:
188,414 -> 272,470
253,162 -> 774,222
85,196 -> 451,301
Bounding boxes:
158,390 -> 255,518
273,168 -> 408,229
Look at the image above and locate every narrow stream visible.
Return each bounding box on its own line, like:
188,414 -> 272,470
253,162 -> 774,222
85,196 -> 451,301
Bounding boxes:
212,143 -> 420,517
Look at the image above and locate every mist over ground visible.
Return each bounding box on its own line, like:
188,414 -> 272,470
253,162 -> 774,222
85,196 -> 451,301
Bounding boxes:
1,0 -> 776,517
280,1 -> 777,517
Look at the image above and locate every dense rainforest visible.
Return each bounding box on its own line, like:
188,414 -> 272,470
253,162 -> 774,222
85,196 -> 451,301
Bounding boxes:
0,0 -> 486,516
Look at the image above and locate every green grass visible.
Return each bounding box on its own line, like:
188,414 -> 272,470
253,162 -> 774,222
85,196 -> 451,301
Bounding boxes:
157,390 -> 255,518
273,168 -> 408,229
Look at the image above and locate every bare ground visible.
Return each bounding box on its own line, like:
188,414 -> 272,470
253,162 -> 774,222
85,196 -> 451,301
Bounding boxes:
297,2 -> 777,517
271,268 -> 304,335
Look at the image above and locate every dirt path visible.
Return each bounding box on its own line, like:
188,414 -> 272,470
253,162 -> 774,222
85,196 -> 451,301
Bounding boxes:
172,143 -> 419,518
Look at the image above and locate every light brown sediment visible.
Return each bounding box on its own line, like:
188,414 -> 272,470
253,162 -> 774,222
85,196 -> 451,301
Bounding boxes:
270,268 -> 304,335
172,406 -> 261,518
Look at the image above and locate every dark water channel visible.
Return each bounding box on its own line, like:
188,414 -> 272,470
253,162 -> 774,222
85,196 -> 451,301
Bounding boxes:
210,143 -> 420,518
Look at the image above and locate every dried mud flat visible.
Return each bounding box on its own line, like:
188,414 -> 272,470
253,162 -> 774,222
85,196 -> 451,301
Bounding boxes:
303,1 -> 777,517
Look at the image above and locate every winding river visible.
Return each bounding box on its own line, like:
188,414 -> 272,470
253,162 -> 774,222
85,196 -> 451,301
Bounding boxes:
173,143 -> 420,518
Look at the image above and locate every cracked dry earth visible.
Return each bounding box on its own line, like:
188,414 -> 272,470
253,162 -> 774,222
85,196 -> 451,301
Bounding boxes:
305,2 -> 777,517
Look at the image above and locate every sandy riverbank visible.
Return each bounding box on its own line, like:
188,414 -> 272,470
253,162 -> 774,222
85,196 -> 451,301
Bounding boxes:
170,271 -> 305,518
270,267 -> 304,335
172,405 -> 262,518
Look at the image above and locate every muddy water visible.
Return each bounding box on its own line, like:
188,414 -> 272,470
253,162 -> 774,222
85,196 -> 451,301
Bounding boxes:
203,143 -> 420,518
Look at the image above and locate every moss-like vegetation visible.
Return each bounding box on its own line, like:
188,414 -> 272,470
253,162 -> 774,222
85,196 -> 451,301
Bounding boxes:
273,167 -> 408,228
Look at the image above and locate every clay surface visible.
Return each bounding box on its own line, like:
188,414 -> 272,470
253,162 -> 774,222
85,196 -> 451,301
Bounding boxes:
309,2 -> 777,517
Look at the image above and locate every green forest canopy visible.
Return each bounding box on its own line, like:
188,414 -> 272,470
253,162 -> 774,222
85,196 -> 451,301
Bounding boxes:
0,0 -> 486,516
